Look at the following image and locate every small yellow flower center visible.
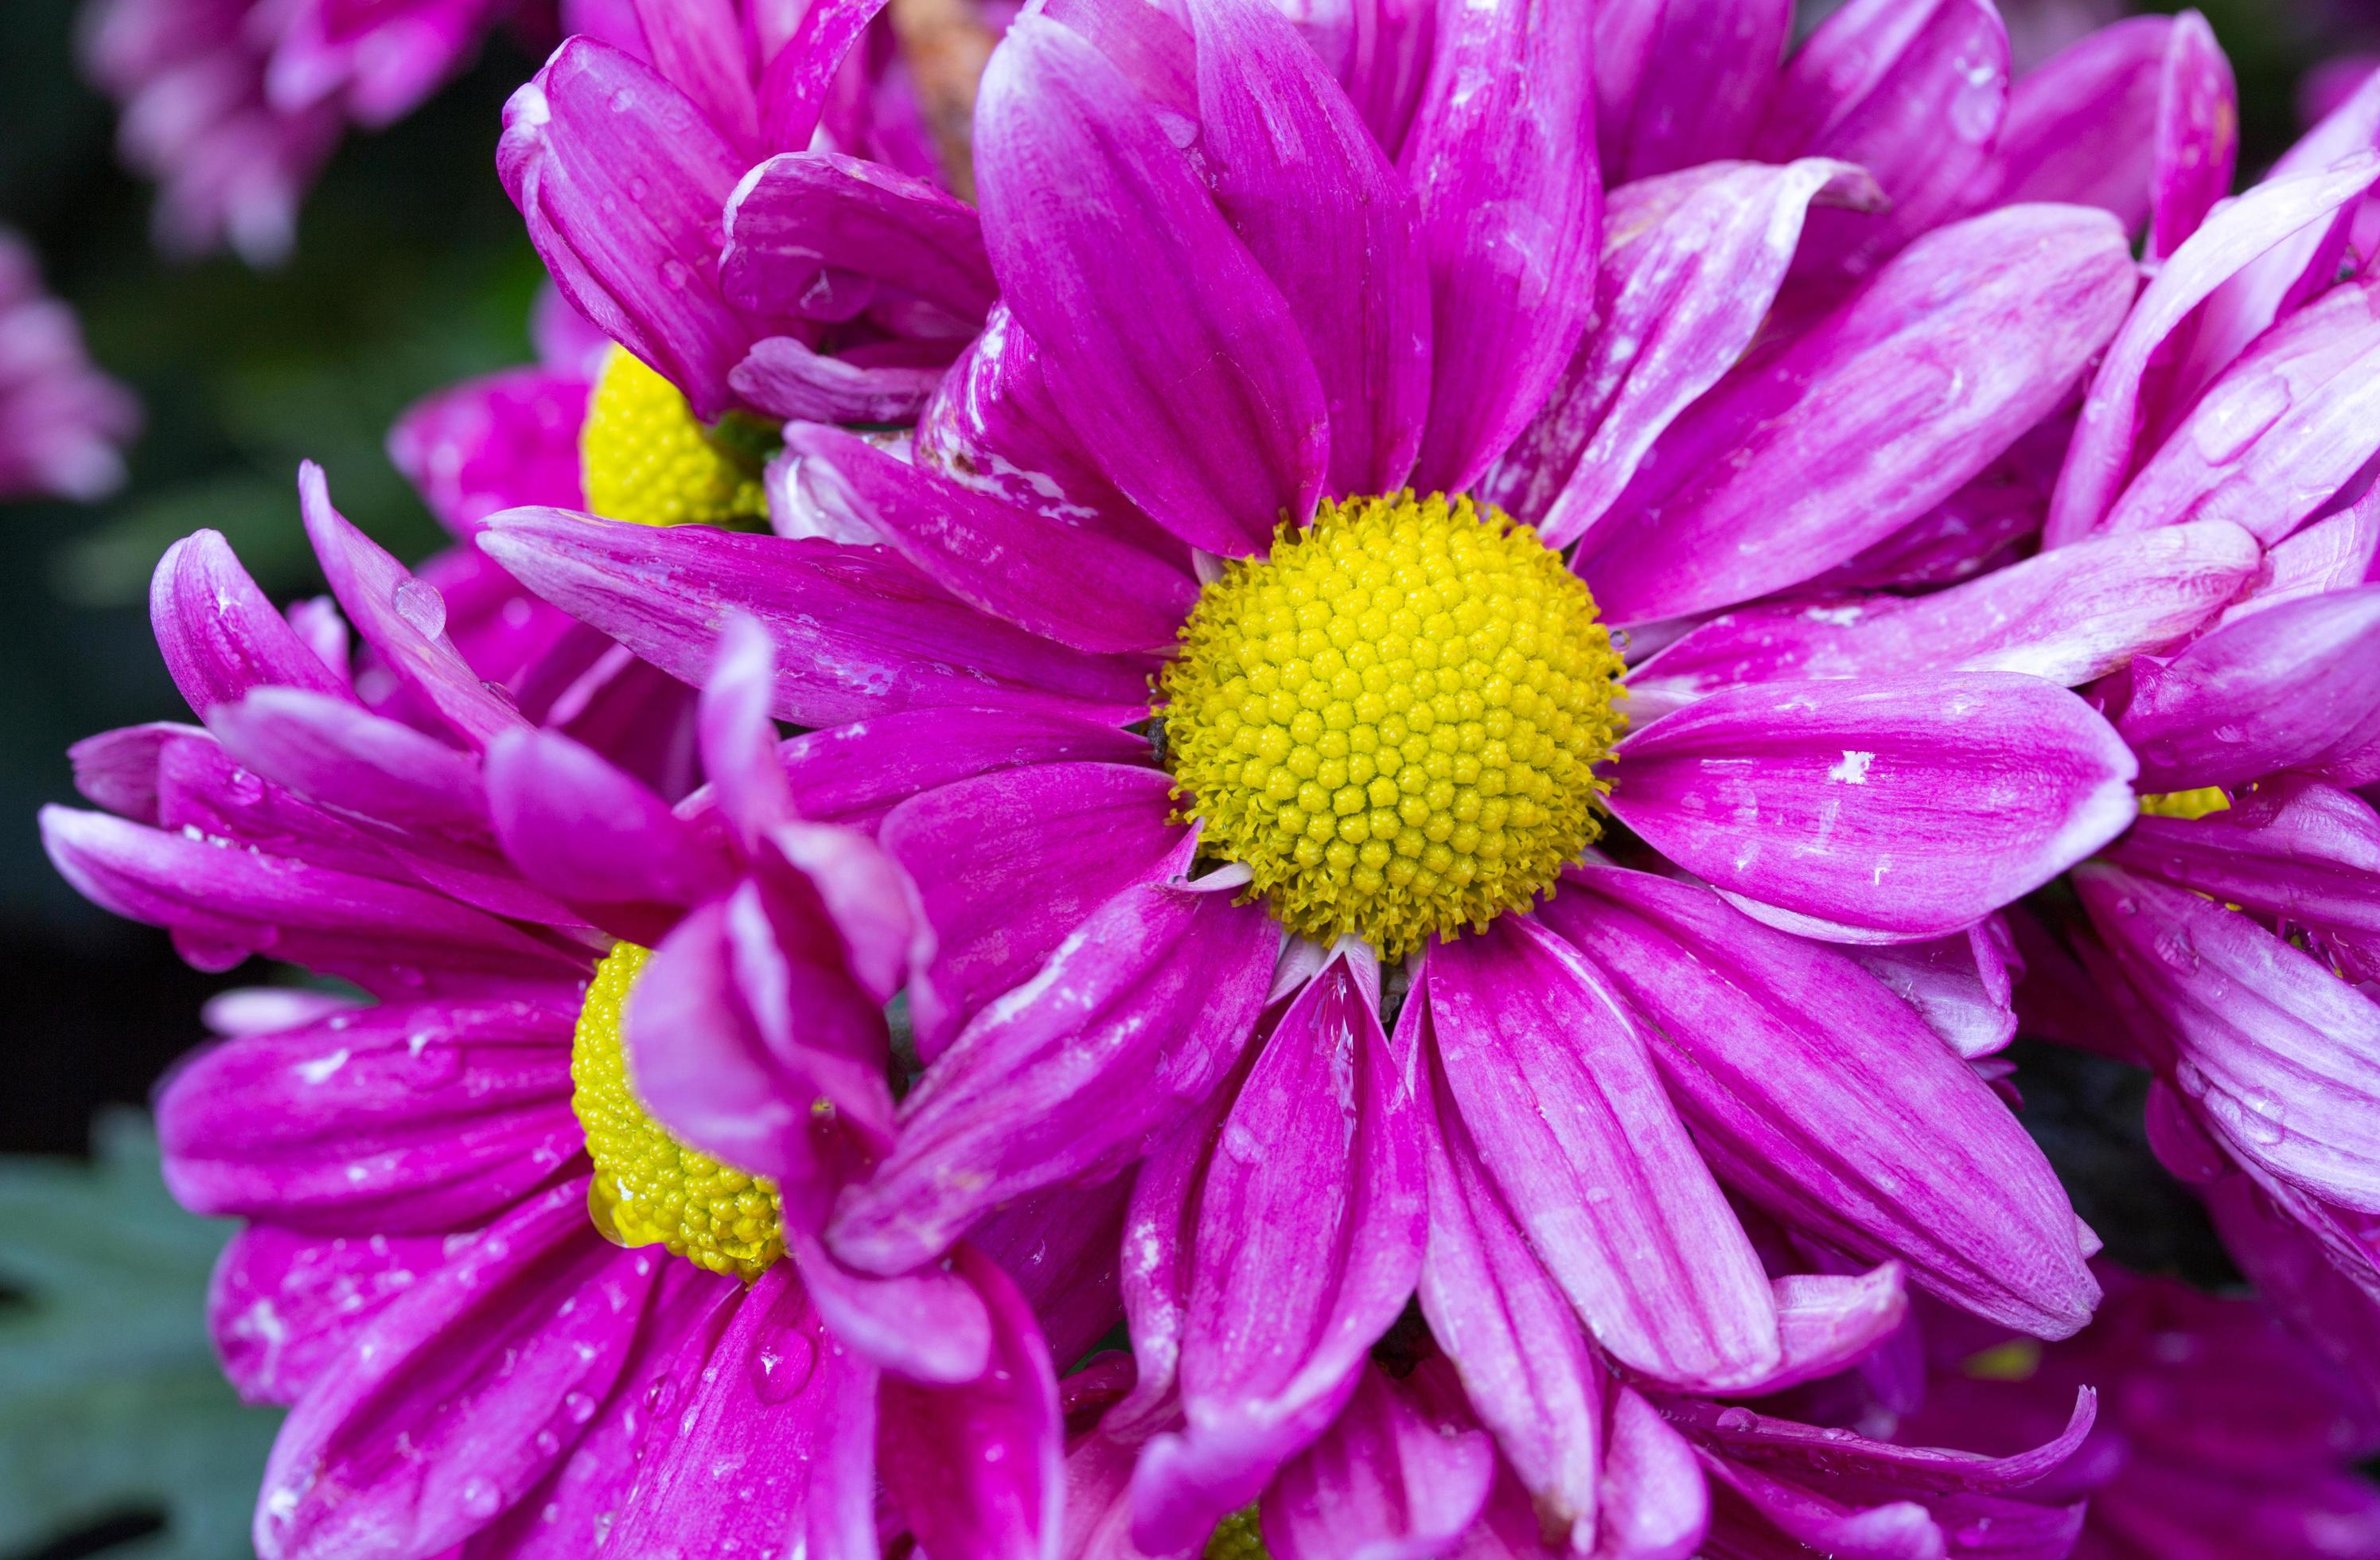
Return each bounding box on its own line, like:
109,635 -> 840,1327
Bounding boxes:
580,346 -> 771,528
570,942 -> 783,1280
1205,1508 -> 1270,1560
1156,492 -> 1626,957
2137,786 -> 2231,821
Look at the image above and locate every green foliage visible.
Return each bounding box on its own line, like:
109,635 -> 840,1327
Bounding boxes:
0,1111 -> 279,1558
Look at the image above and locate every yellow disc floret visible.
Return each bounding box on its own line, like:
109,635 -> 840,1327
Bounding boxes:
1205,1508 -> 1271,1560
2138,786 -> 2232,821
1157,491 -> 1626,958
571,942 -> 783,1280
580,345 -> 769,528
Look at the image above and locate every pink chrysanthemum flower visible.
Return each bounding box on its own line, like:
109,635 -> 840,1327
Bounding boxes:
0,228 -> 140,502
1869,1270 -> 2380,1560
79,0 -> 536,261
469,1 -> 2279,1550
40,466 -> 1109,1560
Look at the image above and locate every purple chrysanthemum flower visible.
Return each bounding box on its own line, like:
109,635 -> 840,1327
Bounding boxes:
465,1 -> 2281,1550
1981,65 -> 2380,1437
38,466 -> 1123,1559
0,228 -> 140,502
79,0 -> 536,262
1880,1269 -> 2380,1560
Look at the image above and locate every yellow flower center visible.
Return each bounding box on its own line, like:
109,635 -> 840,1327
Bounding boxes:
570,942 -> 783,1280
1156,492 -> 1626,958
579,346 -> 771,528
2137,786 -> 2231,821
1205,1508 -> 1270,1560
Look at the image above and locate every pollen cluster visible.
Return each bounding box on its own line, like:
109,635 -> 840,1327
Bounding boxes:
1205,1508 -> 1270,1560
1156,491 -> 1626,957
580,345 -> 769,528
571,942 -> 783,1281
2137,786 -> 2231,820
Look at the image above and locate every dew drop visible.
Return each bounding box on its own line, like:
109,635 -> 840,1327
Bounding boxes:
391,577 -> 448,639
564,1389 -> 598,1425
1714,1406 -> 1755,1433
459,1476 -> 504,1519
750,1332 -> 818,1405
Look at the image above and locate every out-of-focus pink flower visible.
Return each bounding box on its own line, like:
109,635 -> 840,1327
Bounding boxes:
1893,1269 -> 2380,1560
79,0 -> 545,263
0,229 -> 140,502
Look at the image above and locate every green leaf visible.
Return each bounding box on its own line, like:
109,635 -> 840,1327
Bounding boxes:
0,1110 -> 280,1559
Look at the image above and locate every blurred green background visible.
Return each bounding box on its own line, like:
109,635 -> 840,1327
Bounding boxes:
0,0 -> 2368,1554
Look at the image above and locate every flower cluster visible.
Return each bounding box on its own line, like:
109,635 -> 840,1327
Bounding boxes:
39,1 -> 2380,1557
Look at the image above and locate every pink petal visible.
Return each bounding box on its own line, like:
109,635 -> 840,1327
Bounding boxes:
779,708 -> 1151,835
388,366 -> 590,536
1594,0 -> 1791,181
830,865 -> 1276,1277
151,529 -> 356,723
1611,671 -> 2137,939
1544,868 -> 2100,1337
975,14 -> 1326,556
1580,205 -> 2137,624
255,1186 -> 660,1560
478,508 -> 1158,727
209,1226 -> 457,1406
1425,918 -> 1782,1389
1399,0 -> 1601,495
1186,0 -> 1431,497
1261,1363 -> 1497,1560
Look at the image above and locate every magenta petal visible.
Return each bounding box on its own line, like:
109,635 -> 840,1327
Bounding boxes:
730,336 -> 945,423
1594,1387 -> 1710,1560
2046,154 -> 2380,547
975,14 -> 1327,556
829,870 -> 1276,1276
2079,864 -> 2380,1215
1544,868 -> 2100,1337
499,39 -> 757,419
40,805 -> 587,996
2148,11 -> 2240,261
1611,671 -> 2137,940
697,612 -> 798,851
1628,521 -> 2261,704
882,762 -> 1185,1063
1132,956 -> 1426,1551
1669,1388 -> 2097,1494
780,708 -> 1151,835
1488,158 -> 1879,545
484,726 -> 734,944
478,509 -> 1157,727
604,1263 -> 882,1560
878,1245 -> 1064,1560
754,0 -> 893,154
457,1266 -> 740,1560
1757,0 -> 2009,279
785,423 -> 1196,654
789,1232 -> 991,1386
2117,584 -> 2380,791
1580,205 -> 2136,623
973,1177 -> 1132,1369
387,365 -> 590,536
2105,277 -> 2380,546
1260,1363 -> 1497,1560
300,462 -> 527,750
1416,1033 -> 1607,1548
1759,1265 -> 1911,1394
152,529 -> 355,722
254,1187 -> 657,1559
1399,0 -> 1601,496
2103,776 -> 2380,977
68,720 -> 201,825
1426,918 -> 1782,1390
721,150 -> 994,325
1848,918 -> 2023,1061
1186,0 -> 1430,498
155,998 -> 576,1234
1594,0 -> 1790,181
209,1226 -> 457,1406
622,0 -> 759,150
628,884 -> 894,1189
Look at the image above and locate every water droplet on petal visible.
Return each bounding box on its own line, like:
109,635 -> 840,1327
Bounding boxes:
459,1476 -> 504,1519
391,576 -> 448,639
749,1332 -> 818,1405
